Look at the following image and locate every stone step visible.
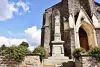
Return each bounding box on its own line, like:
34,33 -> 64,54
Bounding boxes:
43,59 -> 69,65
43,57 -> 74,67
48,56 -> 69,60
62,61 -> 75,67
43,56 -> 69,65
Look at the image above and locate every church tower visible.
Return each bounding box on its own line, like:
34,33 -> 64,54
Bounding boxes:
41,0 -> 100,58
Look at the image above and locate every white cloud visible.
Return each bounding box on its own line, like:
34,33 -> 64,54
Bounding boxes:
0,25 -> 41,51
0,37 -> 9,46
0,36 -> 27,46
7,25 -> 41,51
16,1 -> 30,12
0,0 -> 30,21
0,36 -> 34,51
24,26 -> 41,46
28,46 -> 34,51
10,38 -> 27,46
0,0 -> 18,21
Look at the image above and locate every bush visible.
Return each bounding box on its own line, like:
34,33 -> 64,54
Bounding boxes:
33,46 -> 46,61
2,45 -> 31,62
89,47 -> 100,61
73,48 -> 86,59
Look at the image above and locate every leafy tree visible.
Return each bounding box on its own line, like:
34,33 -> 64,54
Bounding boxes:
0,44 -> 7,50
19,41 -> 29,48
33,46 -> 46,61
0,44 -> 7,55
2,45 -> 31,62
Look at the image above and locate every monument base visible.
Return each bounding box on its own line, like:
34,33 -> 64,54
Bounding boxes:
51,40 -> 64,57
43,56 -> 69,66
43,35 -> 69,66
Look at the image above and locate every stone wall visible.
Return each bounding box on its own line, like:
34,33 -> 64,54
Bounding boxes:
96,29 -> 100,46
0,55 -> 41,67
75,55 -> 100,67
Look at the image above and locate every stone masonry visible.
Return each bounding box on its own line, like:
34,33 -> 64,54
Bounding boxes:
0,55 -> 41,67
75,55 -> 100,67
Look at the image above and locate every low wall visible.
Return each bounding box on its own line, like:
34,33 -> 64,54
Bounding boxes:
75,55 -> 100,67
0,55 -> 41,67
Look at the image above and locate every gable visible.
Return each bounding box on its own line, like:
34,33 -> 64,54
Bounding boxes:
76,8 -> 93,30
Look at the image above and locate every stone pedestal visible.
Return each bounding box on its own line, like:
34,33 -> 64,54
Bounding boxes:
43,40 -> 69,66
52,41 -> 64,57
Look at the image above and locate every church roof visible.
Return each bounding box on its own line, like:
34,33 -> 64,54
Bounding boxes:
95,2 -> 100,14
95,2 -> 100,6
45,1 -> 100,18
45,2 -> 61,11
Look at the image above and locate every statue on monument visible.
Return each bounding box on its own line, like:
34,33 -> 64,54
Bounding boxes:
52,14 -> 64,56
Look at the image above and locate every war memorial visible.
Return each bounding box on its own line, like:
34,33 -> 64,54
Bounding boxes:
41,0 -> 100,67
0,0 -> 100,67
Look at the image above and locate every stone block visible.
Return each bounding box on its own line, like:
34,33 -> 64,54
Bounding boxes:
43,56 -> 69,66
43,58 -> 68,66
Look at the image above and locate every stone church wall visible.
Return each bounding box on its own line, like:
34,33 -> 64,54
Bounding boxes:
0,55 -> 41,67
75,55 -> 100,67
64,30 -> 71,56
95,29 -> 100,46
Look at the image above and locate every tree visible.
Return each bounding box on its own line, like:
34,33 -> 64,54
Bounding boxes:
0,44 -> 7,56
2,45 -> 31,62
19,41 -> 29,48
0,44 -> 7,50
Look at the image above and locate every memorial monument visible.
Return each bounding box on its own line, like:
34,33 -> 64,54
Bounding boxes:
41,0 -> 100,66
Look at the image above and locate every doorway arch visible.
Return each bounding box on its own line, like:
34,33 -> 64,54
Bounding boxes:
79,27 -> 89,51
78,22 -> 96,50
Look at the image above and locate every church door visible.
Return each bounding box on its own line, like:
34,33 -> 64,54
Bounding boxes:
79,28 -> 89,51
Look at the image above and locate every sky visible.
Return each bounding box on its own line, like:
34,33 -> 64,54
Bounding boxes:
0,0 -> 99,51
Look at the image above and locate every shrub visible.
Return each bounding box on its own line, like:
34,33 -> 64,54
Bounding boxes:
89,47 -> 100,61
2,45 -> 31,62
33,46 -> 46,61
73,48 -> 86,59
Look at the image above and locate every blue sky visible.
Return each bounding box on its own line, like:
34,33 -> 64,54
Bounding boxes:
0,0 -> 60,37
0,0 -> 60,50
0,0 -> 99,51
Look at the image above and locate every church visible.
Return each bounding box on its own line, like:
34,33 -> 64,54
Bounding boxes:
41,0 -> 100,59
